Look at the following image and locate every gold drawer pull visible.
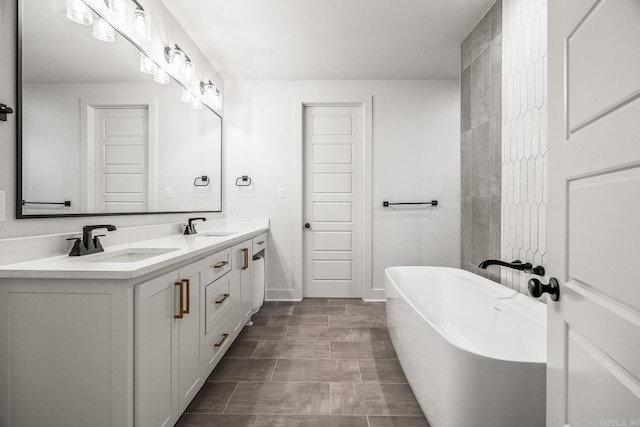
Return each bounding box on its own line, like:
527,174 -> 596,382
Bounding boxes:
183,279 -> 190,314
242,248 -> 249,270
256,240 -> 265,245
213,260 -> 229,269
214,333 -> 229,347
215,293 -> 230,304
175,281 -> 184,319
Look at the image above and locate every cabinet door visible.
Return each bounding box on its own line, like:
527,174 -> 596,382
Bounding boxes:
232,241 -> 253,328
135,270 -> 180,427
177,260 -> 205,412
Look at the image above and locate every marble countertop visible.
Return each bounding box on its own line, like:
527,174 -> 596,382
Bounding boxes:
0,218 -> 268,280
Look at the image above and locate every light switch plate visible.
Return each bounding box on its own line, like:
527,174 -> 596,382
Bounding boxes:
227,203 -> 234,213
164,188 -> 172,198
0,191 -> 5,221
278,187 -> 286,198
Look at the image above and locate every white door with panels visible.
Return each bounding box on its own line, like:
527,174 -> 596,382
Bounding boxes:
303,106 -> 363,298
547,1 -> 640,425
94,107 -> 148,213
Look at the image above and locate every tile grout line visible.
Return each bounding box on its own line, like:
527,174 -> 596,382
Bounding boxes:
269,358 -> 279,381
220,381 -> 239,415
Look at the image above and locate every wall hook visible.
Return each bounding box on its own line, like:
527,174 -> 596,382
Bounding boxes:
0,103 -> 14,121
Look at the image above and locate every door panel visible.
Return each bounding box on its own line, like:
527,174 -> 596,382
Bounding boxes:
547,0 -> 640,425
304,106 -> 362,298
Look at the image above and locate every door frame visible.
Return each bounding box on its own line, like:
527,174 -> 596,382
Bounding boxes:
80,97 -> 157,212
287,95 -> 373,301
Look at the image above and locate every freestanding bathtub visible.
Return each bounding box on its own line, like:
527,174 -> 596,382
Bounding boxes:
385,267 -> 546,427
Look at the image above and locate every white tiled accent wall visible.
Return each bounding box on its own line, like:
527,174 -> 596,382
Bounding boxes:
501,0 -> 548,292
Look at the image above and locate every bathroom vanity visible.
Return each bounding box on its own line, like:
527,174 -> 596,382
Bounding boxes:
0,220 -> 268,427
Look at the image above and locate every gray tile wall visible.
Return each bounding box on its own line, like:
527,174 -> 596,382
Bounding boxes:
460,0 -> 502,282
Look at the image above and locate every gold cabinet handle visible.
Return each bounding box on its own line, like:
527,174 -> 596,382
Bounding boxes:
256,240 -> 265,245
215,293 -> 230,304
242,248 -> 249,270
175,281 -> 184,319
213,260 -> 229,269
183,279 -> 190,314
214,333 -> 229,347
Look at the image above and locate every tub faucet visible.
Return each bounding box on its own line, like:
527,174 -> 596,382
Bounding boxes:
184,217 -> 206,235
478,259 -> 545,276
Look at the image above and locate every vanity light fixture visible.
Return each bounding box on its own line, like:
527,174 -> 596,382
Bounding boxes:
92,17 -> 115,42
108,0 -> 131,25
164,44 -> 188,77
183,60 -> 195,84
213,89 -> 222,109
154,68 -> 170,84
139,52 -> 157,74
200,80 -> 216,102
66,0 -> 93,25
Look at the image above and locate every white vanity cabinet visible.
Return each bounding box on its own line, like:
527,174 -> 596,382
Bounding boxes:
135,259 -> 205,427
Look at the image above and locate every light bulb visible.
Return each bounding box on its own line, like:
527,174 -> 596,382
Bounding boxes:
92,18 -> 115,42
190,98 -> 202,110
183,60 -> 195,84
204,84 -> 216,102
181,89 -> 195,103
214,91 -> 222,109
66,0 -> 92,25
108,0 -> 130,25
154,68 -> 170,84
133,8 -> 151,41
140,53 -> 157,75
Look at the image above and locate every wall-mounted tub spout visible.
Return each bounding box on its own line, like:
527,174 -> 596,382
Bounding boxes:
478,259 -> 545,276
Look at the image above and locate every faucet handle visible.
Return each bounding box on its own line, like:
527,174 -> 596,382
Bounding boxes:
66,238 -> 83,256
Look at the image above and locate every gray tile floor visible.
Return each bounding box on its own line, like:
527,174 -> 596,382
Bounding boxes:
176,298 -> 430,427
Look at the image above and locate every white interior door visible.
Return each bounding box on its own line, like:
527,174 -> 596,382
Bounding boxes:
547,1 -> 640,425
94,107 -> 148,213
303,105 -> 363,298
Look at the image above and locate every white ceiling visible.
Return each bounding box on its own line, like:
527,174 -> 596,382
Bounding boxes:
160,0 -> 496,81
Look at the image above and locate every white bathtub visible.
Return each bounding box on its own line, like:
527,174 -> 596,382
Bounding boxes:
385,266 -> 546,427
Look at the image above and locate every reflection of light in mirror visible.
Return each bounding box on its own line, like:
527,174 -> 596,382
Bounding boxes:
214,91 -> 222,109
190,98 -> 202,110
92,18 -> 115,42
133,7 -> 151,41
140,53 -> 157,74
154,68 -> 170,84
183,60 -> 195,83
108,0 -> 131,25
66,0 -> 92,25
181,89 -> 195,103
169,47 -> 186,76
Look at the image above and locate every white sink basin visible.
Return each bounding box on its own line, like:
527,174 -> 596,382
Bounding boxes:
81,248 -> 179,263
197,231 -> 238,237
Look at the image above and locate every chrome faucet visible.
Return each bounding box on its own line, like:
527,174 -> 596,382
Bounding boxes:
67,225 -> 117,256
184,217 -> 206,235
478,259 -> 545,276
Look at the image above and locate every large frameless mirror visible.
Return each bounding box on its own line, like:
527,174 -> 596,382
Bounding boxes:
17,0 -> 222,218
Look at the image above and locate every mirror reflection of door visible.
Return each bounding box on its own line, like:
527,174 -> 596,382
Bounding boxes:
93,106 -> 149,213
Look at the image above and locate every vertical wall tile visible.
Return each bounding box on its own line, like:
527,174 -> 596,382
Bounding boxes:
472,121 -> 492,196
470,49 -> 491,128
491,0 -> 503,41
461,66 -> 472,132
462,10 -> 492,70
461,131 -> 473,197
490,195 -> 502,260
490,117 -> 502,195
471,196 -> 491,265
461,197 -> 472,263
491,38 -> 502,119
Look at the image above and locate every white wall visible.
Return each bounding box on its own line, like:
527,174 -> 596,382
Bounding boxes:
0,0 -> 223,240
501,0 -> 548,292
224,80 -> 461,300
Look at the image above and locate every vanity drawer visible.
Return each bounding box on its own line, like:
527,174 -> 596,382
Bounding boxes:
205,315 -> 231,375
205,275 -> 232,334
252,233 -> 268,254
204,248 -> 231,284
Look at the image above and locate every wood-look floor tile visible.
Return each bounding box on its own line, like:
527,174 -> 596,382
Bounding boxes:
350,328 -> 391,342
293,306 -> 347,316
225,382 -> 331,415
358,359 -> 407,383
237,326 -> 286,341
209,358 -> 277,382
255,414 -> 368,427
268,315 -> 328,327
367,415 -> 430,427
271,359 -> 360,382
346,305 -> 386,316
328,299 -> 385,306
331,383 -> 423,416
252,340 -> 330,359
256,305 -> 295,316
175,413 -> 257,427
183,382 -> 237,414
223,340 -> 258,358
329,315 -> 387,328
251,316 -> 271,326
331,341 -> 396,360
285,326 -> 352,341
